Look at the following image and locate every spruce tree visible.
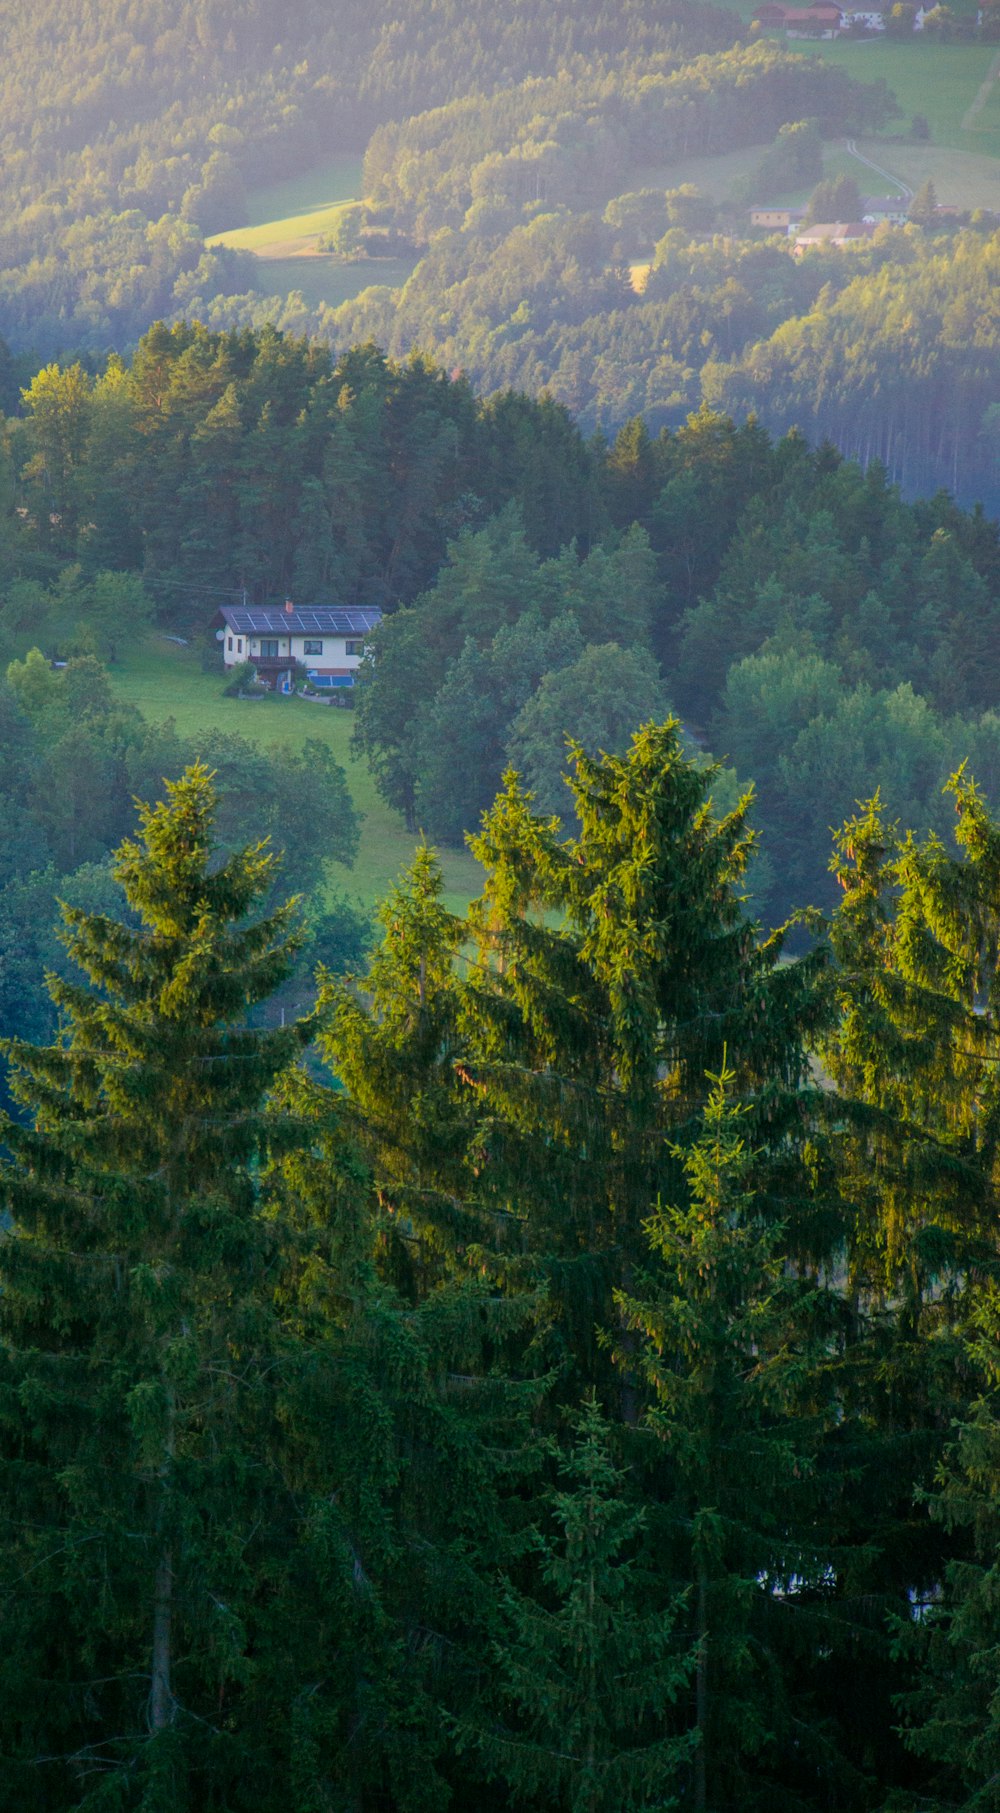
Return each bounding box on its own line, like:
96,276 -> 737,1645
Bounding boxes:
816,779 -> 1000,1802
617,1063 -> 845,1812
893,1281 -> 1000,1812
323,845 -> 479,1296
822,779 -> 1000,1366
311,849 -> 552,1810
455,722 -> 829,1391
0,765 -> 313,1809
457,1394 -> 694,1812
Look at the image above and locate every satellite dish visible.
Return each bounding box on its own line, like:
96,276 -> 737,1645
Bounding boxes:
215,628 -> 225,640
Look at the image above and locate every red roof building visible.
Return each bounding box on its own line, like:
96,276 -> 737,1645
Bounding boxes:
755,2 -> 843,22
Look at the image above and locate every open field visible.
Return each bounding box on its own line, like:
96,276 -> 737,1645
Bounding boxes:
801,41 -> 1000,154
854,135 -> 1000,205
208,151 -> 418,317
208,154 -> 364,252
256,254 -> 417,312
243,155 -> 365,227
636,121 -> 1000,214
634,134 -> 908,208
208,201 -> 357,257
634,143 -> 769,200
108,636 -> 483,916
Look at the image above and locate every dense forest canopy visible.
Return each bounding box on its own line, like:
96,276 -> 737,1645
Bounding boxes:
5,325 -> 1000,1040
0,0 -> 996,499
7,5 -> 1000,1802
0,0 -> 743,354
7,738 -> 1000,1809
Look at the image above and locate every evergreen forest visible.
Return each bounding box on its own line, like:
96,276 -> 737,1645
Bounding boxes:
8,739 -> 1000,1810
6,2 -> 1000,1806
3,337 -> 1000,1805
0,0 -> 999,502
6,324 -> 1000,1014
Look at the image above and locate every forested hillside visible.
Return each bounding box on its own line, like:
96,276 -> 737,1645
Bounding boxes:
5,325 -> 1000,1036
2,0 -> 998,499
7,740 -> 1000,1810
8,6 -> 1000,1806
326,210 -> 1000,504
0,0 -> 739,354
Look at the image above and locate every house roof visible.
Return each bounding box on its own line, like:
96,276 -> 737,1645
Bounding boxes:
756,2 -> 842,15
217,605 -> 383,636
795,221 -> 874,242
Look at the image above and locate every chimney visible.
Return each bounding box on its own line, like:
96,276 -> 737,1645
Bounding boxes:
284,598 -> 294,614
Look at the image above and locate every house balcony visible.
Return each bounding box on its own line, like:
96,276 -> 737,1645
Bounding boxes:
250,652 -> 299,689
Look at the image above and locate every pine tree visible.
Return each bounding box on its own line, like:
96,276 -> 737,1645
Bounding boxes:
456,722 -> 829,1392
822,778 -> 1000,1327
457,1394 -> 694,1812
323,846 -> 478,1296
892,1281 -> 1000,1812
815,780 -> 1000,1803
313,847 -> 553,1809
617,1063 -> 844,1812
0,764 -> 314,1809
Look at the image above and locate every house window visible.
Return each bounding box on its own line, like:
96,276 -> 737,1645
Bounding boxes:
236,638 -> 243,654
227,636 -> 233,651
303,638 -> 323,655
260,639 -> 279,657
345,639 -> 365,657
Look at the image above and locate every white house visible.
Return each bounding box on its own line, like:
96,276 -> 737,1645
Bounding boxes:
215,601 -> 382,691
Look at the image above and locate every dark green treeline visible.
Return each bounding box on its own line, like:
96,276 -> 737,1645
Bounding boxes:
9,323 -> 1000,946
4,746 -> 1000,1811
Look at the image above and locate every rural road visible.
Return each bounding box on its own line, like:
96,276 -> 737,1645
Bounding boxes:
845,138 -> 914,203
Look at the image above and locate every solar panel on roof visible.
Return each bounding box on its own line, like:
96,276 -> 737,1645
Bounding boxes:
221,604 -> 382,631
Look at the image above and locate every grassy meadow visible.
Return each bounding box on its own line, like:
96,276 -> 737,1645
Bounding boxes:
208,152 -> 418,312
109,636 -> 483,917
637,39 -> 1000,213
803,40 -> 1000,152
208,154 -> 364,252
639,136 -> 909,208
255,255 -> 417,312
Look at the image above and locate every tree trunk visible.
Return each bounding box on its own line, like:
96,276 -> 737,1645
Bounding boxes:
695,1568 -> 708,1813
151,1379 -> 176,1732
150,1546 -> 174,1731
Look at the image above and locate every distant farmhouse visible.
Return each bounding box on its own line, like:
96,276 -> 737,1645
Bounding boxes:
749,206 -> 807,229
750,198 -> 905,233
753,1 -> 887,31
861,196 -> 909,225
792,220 -> 877,253
214,601 -> 382,692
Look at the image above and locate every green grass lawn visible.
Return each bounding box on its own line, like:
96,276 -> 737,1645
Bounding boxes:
635,102 -> 1000,216
207,152 -> 417,314
634,133 -> 909,209
207,155 -> 365,254
208,202 -> 358,256
242,154 -> 365,228
109,636 -> 483,917
256,253 -> 418,311
803,41 -> 1000,153
854,135 -> 1000,204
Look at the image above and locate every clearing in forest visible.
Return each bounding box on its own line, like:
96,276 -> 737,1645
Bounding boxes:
108,635 -> 482,915
207,153 -> 364,254
802,40 -> 1000,156
207,152 -> 419,313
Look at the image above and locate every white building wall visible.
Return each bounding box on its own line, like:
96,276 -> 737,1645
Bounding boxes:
221,632 -> 369,671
